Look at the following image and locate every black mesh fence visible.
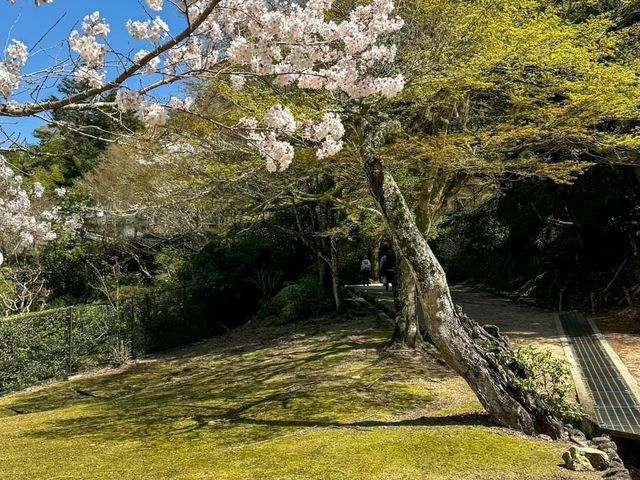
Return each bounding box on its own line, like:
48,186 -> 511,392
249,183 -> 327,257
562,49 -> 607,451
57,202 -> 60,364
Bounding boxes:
0,282 -> 222,394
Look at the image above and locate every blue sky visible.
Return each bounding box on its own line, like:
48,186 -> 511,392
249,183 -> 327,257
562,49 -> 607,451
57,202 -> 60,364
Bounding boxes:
0,0 -> 186,145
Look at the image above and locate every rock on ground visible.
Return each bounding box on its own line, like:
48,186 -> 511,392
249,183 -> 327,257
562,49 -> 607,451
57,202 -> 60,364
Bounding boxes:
562,446 -> 609,472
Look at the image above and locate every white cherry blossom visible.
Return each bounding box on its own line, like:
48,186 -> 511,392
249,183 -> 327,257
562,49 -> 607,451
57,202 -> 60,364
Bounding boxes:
264,105 -> 296,134
145,0 -> 163,11
134,50 -> 160,73
115,90 -> 144,111
2,0 -> 406,172
229,74 -> 246,91
0,155 -> 59,254
137,101 -> 168,127
126,17 -> 169,42
168,96 -> 194,110
68,11 -> 109,87
0,40 -> 28,98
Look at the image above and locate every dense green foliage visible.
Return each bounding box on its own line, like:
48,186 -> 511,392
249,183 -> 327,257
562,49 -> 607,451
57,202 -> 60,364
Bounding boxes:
179,228 -> 320,330
436,165 -> 640,309
255,270 -> 332,324
512,346 -> 584,423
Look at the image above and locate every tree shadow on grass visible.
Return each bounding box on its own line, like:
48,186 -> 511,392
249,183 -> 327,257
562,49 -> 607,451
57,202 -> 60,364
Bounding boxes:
226,412 -> 493,429
19,408 -> 493,446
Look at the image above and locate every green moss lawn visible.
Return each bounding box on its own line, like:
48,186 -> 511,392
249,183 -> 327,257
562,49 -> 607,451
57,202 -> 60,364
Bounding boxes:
0,301 -> 595,479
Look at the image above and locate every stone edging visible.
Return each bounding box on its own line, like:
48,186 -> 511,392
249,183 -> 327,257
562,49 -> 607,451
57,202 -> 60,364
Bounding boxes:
562,428 -> 632,479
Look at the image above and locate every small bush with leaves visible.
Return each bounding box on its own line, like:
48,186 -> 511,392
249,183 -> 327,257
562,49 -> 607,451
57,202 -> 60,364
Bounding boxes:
490,345 -> 583,423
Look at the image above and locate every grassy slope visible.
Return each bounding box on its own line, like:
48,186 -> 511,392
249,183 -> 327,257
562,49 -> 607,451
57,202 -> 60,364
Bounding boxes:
0,300 -> 595,480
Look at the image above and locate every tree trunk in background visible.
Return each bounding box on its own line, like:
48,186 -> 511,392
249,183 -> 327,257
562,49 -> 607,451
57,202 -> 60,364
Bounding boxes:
372,240 -> 381,282
318,253 -> 326,293
389,257 -> 423,348
361,127 -> 563,438
330,236 -> 341,312
291,196 -> 341,312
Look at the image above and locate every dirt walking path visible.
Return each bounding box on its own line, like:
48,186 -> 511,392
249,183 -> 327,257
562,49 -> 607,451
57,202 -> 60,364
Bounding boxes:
351,283 -> 567,361
450,285 -> 567,361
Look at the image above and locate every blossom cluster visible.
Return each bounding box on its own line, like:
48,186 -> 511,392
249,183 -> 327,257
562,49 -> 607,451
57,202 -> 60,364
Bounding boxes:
68,11 -> 110,87
0,155 -> 58,251
313,113 -> 345,159
253,132 -> 295,173
134,50 -> 160,73
137,100 -> 169,127
215,0 -> 405,98
126,17 -> 169,43
0,155 -> 80,261
240,106 -> 346,171
115,90 -> 193,127
0,40 -> 28,98
145,0 -> 163,11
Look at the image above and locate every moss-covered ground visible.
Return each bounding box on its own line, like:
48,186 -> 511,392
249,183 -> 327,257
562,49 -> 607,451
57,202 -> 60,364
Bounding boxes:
0,300 -> 596,479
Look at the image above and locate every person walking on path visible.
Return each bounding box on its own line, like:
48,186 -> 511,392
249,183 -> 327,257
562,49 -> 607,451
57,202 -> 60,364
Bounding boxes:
360,257 -> 371,286
379,251 -> 396,291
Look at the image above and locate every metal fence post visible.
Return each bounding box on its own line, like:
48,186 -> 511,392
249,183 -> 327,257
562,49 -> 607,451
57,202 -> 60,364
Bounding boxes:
129,298 -> 135,359
181,285 -> 187,343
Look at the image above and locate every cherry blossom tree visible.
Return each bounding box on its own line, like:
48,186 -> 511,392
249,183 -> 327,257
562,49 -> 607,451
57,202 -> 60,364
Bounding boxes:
0,0 -> 402,257
2,0 -> 404,167
1,0 -> 404,245
0,0 -> 568,438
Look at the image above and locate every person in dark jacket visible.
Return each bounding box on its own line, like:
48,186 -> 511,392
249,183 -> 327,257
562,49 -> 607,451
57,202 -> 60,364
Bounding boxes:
379,251 -> 396,291
360,258 -> 371,286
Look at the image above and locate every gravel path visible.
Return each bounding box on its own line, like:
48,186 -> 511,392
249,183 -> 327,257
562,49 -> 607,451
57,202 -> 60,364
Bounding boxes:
350,283 -> 567,361
450,285 -> 567,361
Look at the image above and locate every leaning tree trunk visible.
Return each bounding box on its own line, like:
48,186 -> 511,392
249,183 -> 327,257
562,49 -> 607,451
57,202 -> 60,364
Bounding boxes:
362,126 -> 563,438
389,257 -> 424,348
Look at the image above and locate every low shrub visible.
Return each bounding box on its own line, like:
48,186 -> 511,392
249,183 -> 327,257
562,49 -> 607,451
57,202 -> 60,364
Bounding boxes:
490,345 -> 583,423
255,271 -> 332,324
110,339 -> 131,367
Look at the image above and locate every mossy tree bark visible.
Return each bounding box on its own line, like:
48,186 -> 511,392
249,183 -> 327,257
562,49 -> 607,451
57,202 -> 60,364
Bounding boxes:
389,257 -> 424,348
362,123 -> 563,438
